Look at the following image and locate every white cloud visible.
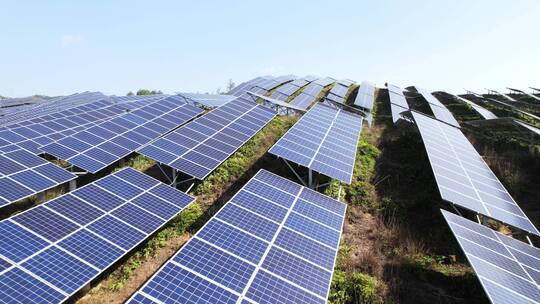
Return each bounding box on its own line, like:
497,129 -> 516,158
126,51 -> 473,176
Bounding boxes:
60,34 -> 83,46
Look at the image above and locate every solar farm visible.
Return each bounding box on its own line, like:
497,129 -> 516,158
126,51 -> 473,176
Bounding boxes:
0,77 -> 539,304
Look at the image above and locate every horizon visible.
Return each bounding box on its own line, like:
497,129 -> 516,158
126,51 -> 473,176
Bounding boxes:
1,0 -> 539,97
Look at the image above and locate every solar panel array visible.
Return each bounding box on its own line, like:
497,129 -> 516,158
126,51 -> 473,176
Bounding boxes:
176,93 -> 237,108
139,98 -> 276,179
128,169 -> 346,304
0,149 -> 76,207
412,112 -> 539,235
451,93 -> 497,120
414,87 -> 460,127
386,84 -> 409,123
0,167 -> 195,303
442,210 -> 540,304
354,81 -> 376,111
269,103 -> 363,184
0,92 -> 108,127
0,95 -> 164,154
41,96 -> 203,173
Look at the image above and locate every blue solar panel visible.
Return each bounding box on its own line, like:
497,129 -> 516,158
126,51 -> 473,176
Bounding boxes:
246,270 -> 325,304
139,98 -> 276,179
443,210 -> 540,304
58,229 -> 125,269
0,167 -> 195,302
0,151 -> 76,208
413,112 -> 539,236
47,194 -> 104,225
0,268 -> 65,303
21,246 -> 98,293
269,103 -> 362,184
12,206 -> 80,242
173,239 -> 255,293
128,169 -> 345,303
73,184 -> 125,211
231,191 -> 288,223
139,263 -> 239,304
112,203 -> 164,233
0,220 -> 49,262
40,96 -> 203,173
197,219 -> 268,264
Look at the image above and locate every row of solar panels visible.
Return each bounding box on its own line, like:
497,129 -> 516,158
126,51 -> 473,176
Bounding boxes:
390,97 -> 540,303
0,167 -> 347,303
0,92 -> 275,209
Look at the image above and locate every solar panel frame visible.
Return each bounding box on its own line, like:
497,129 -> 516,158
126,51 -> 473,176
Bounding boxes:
413,112 -> 539,235
0,167 -> 196,301
269,103 -> 363,184
442,210 -> 540,304
128,169 -> 346,304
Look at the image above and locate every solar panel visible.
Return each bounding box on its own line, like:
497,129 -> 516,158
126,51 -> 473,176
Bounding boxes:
412,112 -> 539,235
176,92 -> 237,108
289,93 -> 316,110
0,167 -> 195,302
40,96 -> 203,173
0,95 -> 166,154
290,79 -> 310,87
270,91 -> 289,102
276,83 -> 302,97
328,84 -> 349,98
269,103 -> 362,184
127,169 -> 346,304
442,210 -> 540,304
451,93 -> 497,120
387,84 -> 410,123
414,87 -> 460,127
302,83 -> 325,97
326,93 -> 344,104
313,78 -> 335,87
139,98 -> 276,179
0,150 -> 76,208
354,81 -> 375,111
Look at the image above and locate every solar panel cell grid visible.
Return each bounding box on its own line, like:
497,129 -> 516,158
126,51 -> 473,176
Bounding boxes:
128,169 -> 346,303
0,167 -> 196,302
40,96 -> 203,173
413,112 -> 539,235
139,98 -> 276,179
269,103 -> 362,184
443,210 -> 540,304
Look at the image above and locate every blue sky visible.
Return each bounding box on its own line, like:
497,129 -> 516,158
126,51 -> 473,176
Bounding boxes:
1,0 -> 539,97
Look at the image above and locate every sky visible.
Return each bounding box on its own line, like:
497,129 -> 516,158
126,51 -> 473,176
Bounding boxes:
1,0 -> 539,97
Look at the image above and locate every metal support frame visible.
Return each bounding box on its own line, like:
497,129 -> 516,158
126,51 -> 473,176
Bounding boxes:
526,235 -> 534,246
172,168 -> 178,188
69,179 -> 77,191
308,169 -> 313,188
282,159 -> 307,187
156,163 -> 172,184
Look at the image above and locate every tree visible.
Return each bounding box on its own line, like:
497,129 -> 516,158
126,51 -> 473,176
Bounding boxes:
127,91 -> 134,96
226,79 -> 235,93
136,89 -> 152,96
